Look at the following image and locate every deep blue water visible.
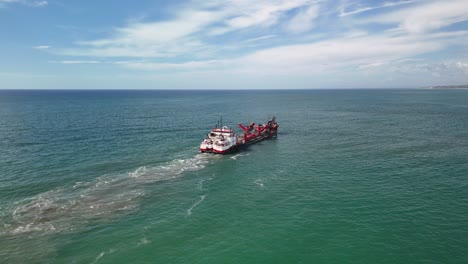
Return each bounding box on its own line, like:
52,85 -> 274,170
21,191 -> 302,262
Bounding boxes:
0,89 -> 467,263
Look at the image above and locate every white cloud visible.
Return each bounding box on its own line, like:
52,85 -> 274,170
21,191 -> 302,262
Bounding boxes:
49,60 -> 100,64
33,45 -> 50,50
363,0 -> 468,33
121,60 -> 226,71
453,62 -> 468,74
0,0 -> 18,6
339,0 -> 415,17
59,0 -> 320,58
223,0 -> 315,30
243,35 -> 277,43
29,0 -> 46,7
358,61 -> 387,70
46,0 -> 468,89
240,33 -> 444,73
118,30 -> 468,78
393,61 -> 468,78
346,57 -> 468,83
62,10 -> 221,58
0,0 -> 47,7
80,12 -> 217,48
285,5 -> 319,33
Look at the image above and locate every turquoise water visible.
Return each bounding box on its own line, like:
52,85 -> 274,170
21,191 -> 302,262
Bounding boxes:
0,89 -> 467,263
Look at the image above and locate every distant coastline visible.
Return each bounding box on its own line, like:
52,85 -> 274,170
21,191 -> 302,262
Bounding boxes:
427,84 -> 468,89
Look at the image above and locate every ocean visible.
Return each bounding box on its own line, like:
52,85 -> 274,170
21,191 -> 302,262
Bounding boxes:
0,89 -> 467,263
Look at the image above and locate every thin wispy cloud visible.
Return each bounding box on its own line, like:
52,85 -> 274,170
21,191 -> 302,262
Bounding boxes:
237,31 -> 462,73
122,60 -> 226,71
339,0 -> 415,17
59,0 -> 321,58
0,0 -> 47,7
33,45 -> 50,50
285,5 -> 319,33
243,35 -> 277,43
49,60 -> 101,64
362,0 -> 468,33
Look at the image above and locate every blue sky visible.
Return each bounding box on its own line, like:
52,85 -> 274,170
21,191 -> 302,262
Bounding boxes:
1,0 -> 468,89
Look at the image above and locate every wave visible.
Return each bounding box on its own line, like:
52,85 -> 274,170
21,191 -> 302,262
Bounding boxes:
1,154 -> 217,236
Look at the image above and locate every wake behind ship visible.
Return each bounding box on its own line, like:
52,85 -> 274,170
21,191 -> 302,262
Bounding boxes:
200,117 -> 278,154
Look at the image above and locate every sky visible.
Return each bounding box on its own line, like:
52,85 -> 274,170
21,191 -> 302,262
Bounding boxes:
0,0 -> 468,89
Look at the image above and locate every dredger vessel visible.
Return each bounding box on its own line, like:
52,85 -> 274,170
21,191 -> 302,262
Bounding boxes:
199,117 -> 278,154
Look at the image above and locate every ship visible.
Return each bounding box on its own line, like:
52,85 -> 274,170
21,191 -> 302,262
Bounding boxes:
199,117 -> 278,154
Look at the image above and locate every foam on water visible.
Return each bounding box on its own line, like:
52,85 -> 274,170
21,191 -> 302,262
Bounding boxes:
255,179 -> 265,188
230,153 -> 250,160
1,154 -> 217,236
90,249 -> 116,264
186,195 -> 206,217
197,177 -> 213,191
129,154 -> 217,182
92,252 -> 105,264
138,237 -> 152,246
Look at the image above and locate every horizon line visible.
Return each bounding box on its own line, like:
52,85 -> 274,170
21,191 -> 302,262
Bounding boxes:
0,87 -> 425,91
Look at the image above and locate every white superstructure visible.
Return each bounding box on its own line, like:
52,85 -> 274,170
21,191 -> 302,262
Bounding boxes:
199,126 -> 239,154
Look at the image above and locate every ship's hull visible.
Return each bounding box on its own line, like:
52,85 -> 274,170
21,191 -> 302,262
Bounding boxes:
200,132 -> 276,154
201,146 -> 238,154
